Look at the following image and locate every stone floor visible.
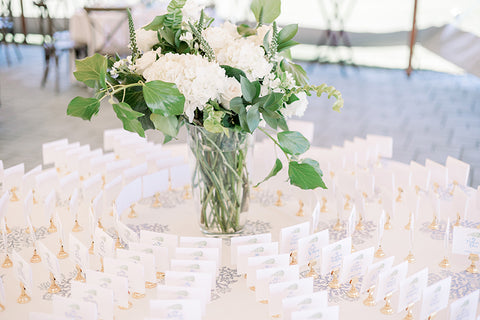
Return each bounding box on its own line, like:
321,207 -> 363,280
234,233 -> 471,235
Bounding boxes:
1,45 -> 479,187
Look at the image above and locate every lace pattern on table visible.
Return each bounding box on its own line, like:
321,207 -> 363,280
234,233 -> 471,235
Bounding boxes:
39,271 -> 76,300
211,266 -> 242,301
328,220 -> 376,246
420,220 -> 479,240
0,226 -> 48,250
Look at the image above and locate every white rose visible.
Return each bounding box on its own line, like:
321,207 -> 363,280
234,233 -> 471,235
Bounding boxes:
219,77 -> 241,108
282,91 -> 308,118
136,28 -> 158,52
135,49 -> 160,74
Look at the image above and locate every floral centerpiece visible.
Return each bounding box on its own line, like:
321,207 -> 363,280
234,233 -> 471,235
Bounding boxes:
67,0 -> 343,234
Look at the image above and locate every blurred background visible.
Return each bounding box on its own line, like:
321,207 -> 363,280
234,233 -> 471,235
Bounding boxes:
1,0 -> 480,186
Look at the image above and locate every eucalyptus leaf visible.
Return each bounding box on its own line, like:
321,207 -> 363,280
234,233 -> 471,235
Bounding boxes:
288,160 -> 326,190
73,54 -> 107,89
143,15 -> 165,31
277,39 -> 299,52
277,131 -> 310,155
67,97 -> 100,121
277,117 -> 289,131
240,76 -> 258,103
246,104 -> 261,133
250,0 -> 281,24
143,80 -> 185,116
150,114 -> 180,137
255,158 -> 283,187
278,24 -> 298,43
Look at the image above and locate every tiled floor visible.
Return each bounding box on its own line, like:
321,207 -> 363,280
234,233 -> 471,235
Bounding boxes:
1,45 -> 479,187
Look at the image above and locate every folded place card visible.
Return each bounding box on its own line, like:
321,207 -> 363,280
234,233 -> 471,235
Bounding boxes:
71,281 -> 114,320
179,236 -> 222,261
104,176 -> 123,208
140,230 -> 178,255
291,305 -> 339,320
279,222 -> 311,254
37,241 -> 61,278
58,172 -> 80,202
52,295 -> 97,320
123,163 -> 148,185
237,242 -> 279,275
82,174 -> 103,203
156,285 -> 208,315
29,312 -> 69,320
425,159 -> 448,190
52,143 -> 80,170
410,161 -> 431,192
115,177 -> 142,217
420,277 -> 452,319
448,289 -> 479,320
0,192 -> 8,221
65,145 -> 91,173
321,237 -> 352,276
170,259 -> 217,288
104,257 -> 145,295
397,267 -> 429,313
69,234 -> 89,271
297,229 -> 329,267
174,247 -> 220,268
268,277 -> 313,317
149,299 -> 202,320
142,170 -> 170,198
93,228 -> 115,258
230,233 -> 272,265
170,164 -> 190,189
86,269 -> 129,308
246,254 -> 290,288
105,159 -> 131,184
375,261 -> 409,302
78,149 -> 102,177
0,276 -> 5,306
366,134 -> 393,159
43,139 -> 68,165
360,256 -> 395,294
340,246 -> 374,284
11,250 -> 33,294
255,265 -> 299,302
116,248 -> 156,284
4,163 -> 24,191
23,165 -> 42,194
129,242 -> 169,273
282,291 -> 328,320
164,271 -> 212,298
446,156 -> 470,186
452,226 -> 480,255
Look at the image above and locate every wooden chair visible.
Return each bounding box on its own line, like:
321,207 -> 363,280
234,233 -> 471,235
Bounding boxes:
0,0 -> 22,66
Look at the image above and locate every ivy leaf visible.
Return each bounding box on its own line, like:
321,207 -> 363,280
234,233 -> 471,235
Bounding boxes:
143,80 -> 185,116
246,104 -> 261,133
73,54 -> 107,89
112,102 -> 145,137
203,105 -> 227,134
277,131 -> 310,155
255,158 -> 283,187
220,65 -> 246,82
278,24 -> 298,43
143,15 -> 165,31
67,97 -> 100,120
250,0 -> 281,24
240,76 -> 259,103
150,114 -> 180,137
288,159 -> 326,190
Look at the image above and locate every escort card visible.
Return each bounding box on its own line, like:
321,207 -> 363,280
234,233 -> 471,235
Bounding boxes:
93,228 -> 115,258
3,163 -> 24,192
71,282 -> 114,320
282,291 -> 328,320
86,269 -> 129,308
82,173 -> 102,203
230,233 -> 272,265
425,159 -> 448,191
156,156 -> 185,170
149,299 -> 202,320
357,171 -> 375,198
170,259 -> 217,288
449,289 -> 479,320
123,163 -> 148,185
279,222 -> 311,254
237,242 -> 279,275
115,177 -> 142,217
35,169 -> 59,201
366,134 -> 392,158
89,153 -> 115,176
52,296 -> 97,320
65,145 -> 91,173
0,191 -> 9,220
77,149 -> 102,178
420,277 -> 452,320
255,265 -> 299,302
51,142 -> 80,170
452,226 -> 480,255
58,172 -> 80,203
69,234 -> 89,271
43,138 -> 68,165
142,170 -> 169,198
55,212 -> 65,243
392,163 -> 411,192
0,276 -> 5,306
69,188 -> 79,216
170,164 -> 190,189
179,236 -> 222,261
174,247 -> 220,268
129,242 -> 169,274
375,261 -> 408,302
397,267 -> 429,313
453,191 -> 469,221
23,165 -> 42,195
104,176 -> 122,208
321,237 -> 351,275
268,278 -> 314,317
37,241 -> 61,278
291,305 -> 339,320
311,201 -> 321,233
156,286 -> 207,315
410,161 -> 431,193
297,229 -> 329,267
340,246 -> 374,284
374,167 -> 395,195
116,220 -> 139,244
43,189 -> 56,224
360,256 -> 395,293
11,250 -> 33,294
23,190 -> 33,220
246,254 -> 290,288
105,159 -> 131,184
140,230 -> 178,254
103,257 -> 145,295
104,128 -> 130,150
116,248 -> 156,284
446,156 -> 470,187
164,271 -> 212,298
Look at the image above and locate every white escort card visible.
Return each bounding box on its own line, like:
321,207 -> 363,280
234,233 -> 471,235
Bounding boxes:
366,134 -> 393,159
376,261 -> 408,302
149,299 -> 202,320
164,271 -> 212,298
52,296 -> 98,320
69,234 -> 89,271
268,278 -> 314,317
93,228 -> 115,258
425,159 -> 448,191
11,250 -> 33,294
86,270 -> 129,309
71,282 -> 114,320
279,222 -> 310,254
42,138 -> 68,165
156,285 -> 208,315
35,169 -> 59,202
103,256 -> 145,295
123,163 -> 148,185
179,236 -> 222,261
65,145 -> 91,173
230,233 -> 272,265
291,305 -> 339,320
420,277 -> 452,319
410,161 -> 431,193
446,156 -> 470,187
129,242 -> 169,275
43,189 -> 56,225
82,173 -> 102,203
3,163 -> 24,195
170,164 -> 190,189
297,229 -> 329,267
115,177 -> 142,217
78,149 -> 102,178
104,176 -> 122,211
140,230 -> 178,257
452,226 -> 480,255
116,220 -> 140,244
282,291 -> 329,320
397,267 -> 429,313
170,259 -> 217,287
360,256 -> 395,294
321,237 -> 352,275
246,254 -> 290,288
116,248 -> 156,284
174,247 -> 220,268
0,276 -> 5,307
37,241 -> 61,278
449,289 -> 479,320
23,165 -> 42,196
142,170 -> 169,198
255,265 -> 299,302
105,159 -> 131,184
29,312 -> 69,320
237,242 -> 279,275
340,247 -> 374,284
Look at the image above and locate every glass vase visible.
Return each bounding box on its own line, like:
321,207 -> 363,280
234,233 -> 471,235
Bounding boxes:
186,124 -> 253,236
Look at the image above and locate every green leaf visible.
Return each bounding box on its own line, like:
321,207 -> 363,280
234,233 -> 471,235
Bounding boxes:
67,97 -> 100,120
280,59 -> 308,86
261,92 -> 284,111
220,65 -> 246,82
229,97 -> 245,113
277,131 -> 310,155
167,0 -> 187,12
262,113 -> 278,130
150,114 -> 180,137
203,105 -> 227,134
237,24 -> 257,37
143,80 -> 185,116
277,40 -> 299,52
144,15 -> 165,30
278,24 -> 298,43
277,116 -> 288,131
246,104 -> 261,133
112,102 -> 145,137
255,158 -> 283,187
288,160 -> 326,190
250,0 -> 281,24
73,54 -> 107,89
240,76 -> 258,103
159,27 -> 175,46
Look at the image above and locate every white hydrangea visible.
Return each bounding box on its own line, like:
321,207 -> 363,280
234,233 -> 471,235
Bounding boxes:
251,25 -> 272,46
219,77 -> 242,108
136,28 -> 158,52
134,48 -> 161,74
202,21 -> 239,51
281,91 -> 308,118
260,72 -> 282,96
142,53 -> 229,122
282,71 -> 296,90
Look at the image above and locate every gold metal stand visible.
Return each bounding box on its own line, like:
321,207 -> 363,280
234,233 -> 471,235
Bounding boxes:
403,303 -> 414,320
433,182 -> 439,194
428,312 -> 437,320
183,185 -> 192,200
2,254 -> 12,268
289,251 -> 297,265
384,214 -> 392,230
344,194 -> 352,210
156,272 -> 165,280
449,180 -> 458,195
4,219 -> 11,234
380,293 -> 394,315
97,218 -> 104,230
306,261 -> 318,278
346,277 -> 359,299
145,281 -> 157,289
0,303 -> 4,311
454,213 -> 461,227
328,269 -> 340,289
132,292 -> 145,299
466,254 -> 479,274
89,240 -> 94,255
25,226 -> 36,234
439,256 -> 450,268
57,242 -> 69,259
115,233 -> 124,249
405,214 -> 412,230
295,200 -> 304,217
74,265 -> 86,282
118,301 -> 133,310
72,218 -> 83,232
128,204 -> 137,218
355,215 -> 364,231
374,245 -> 385,258
152,192 -> 162,207
47,273 -> 61,293
10,187 -> 19,202
405,250 -> 415,263
333,218 -> 344,231
48,218 -> 57,233
259,299 -> 268,304
396,187 -> 404,202
30,248 -> 41,263
320,197 -> 328,213
428,215 -> 439,230
363,286 -> 376,306
275,190 -> 283,207
17,282 -> 31,304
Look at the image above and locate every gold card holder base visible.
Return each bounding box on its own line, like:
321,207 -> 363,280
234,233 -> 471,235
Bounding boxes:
156,272 -> 165,280
439,256 -> 450,269
306,261 -> 319,279
146,281 -> 157,289
152,193 -> 162,208
328,269 -> 340,289
57,244 -> 69,259
405,250 -> 415,263
403,303 -> 414,320
72,219 -> 83,232
128,205 -> 137,218
466,254 -> 479,274
380,293 -> 394,315
363,286 -> 376,306
289,251 -> 297,265
74,265 -> 86,282
48,273 -> 61,294
275,190 -> 283,207
48,218 -> 57,233
118,301 -> 133,310
30,248 -> 42,263
333,218 -> 344,231
2,254 -> 13,268
17,283 -> 31,304
346,278 -> 359,299
375,245 -> 385,258
132,292 -> 145,299
296,200 -> 304,217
